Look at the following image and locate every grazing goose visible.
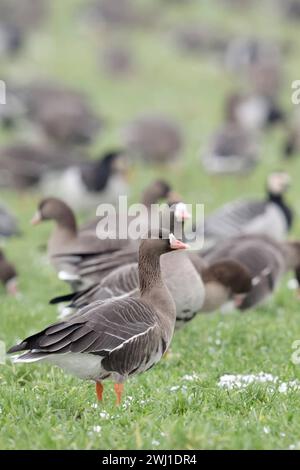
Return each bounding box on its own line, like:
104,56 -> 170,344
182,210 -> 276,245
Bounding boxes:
0,142 -> 84,190
5,81 -> 102,145
40,149 -> 129,211
194,171 -> 292,247
202,235 -> 300,310
225,92 -> 284,132
31,198 -> 134,289
172,23 -> 227,57
0,204 -> 20,238
202,124 -> 259,174
0,249 -> 18,295
8,231 -> 188,404
100,44 -> 135,78
123,114 -> 183,164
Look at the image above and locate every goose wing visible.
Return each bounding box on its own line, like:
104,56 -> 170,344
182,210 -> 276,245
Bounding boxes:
8,297 -> 163,376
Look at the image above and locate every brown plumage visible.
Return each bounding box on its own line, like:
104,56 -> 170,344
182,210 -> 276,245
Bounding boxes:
9,231 -> 188,404
0,249 -> 18,295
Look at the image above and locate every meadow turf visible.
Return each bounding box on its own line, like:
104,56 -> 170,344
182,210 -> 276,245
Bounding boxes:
1,0 -> 300,450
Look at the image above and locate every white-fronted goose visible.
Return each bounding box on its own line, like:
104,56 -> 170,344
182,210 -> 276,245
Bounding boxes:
123,114 -> 183,164
31,197 -> 134,288
8,231 -> 188,404
202,235 -> 300,310
0,249 -> 18,295
193,171 -> 292,248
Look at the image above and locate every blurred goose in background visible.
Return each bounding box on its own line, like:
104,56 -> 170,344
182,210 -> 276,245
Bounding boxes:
202,123 -> 259,175
31,198 -> 134,289
100,43 -> 136,78
0,203 -> 20,238
0,0 -> 48,57
0,249 -> 18,295
225,92 -> 284,132
172,23 -> 228,58
9,231 -> 187,404
194,171 -> 292,247
0,142 -> 85,189
82,0 -> 156,30
40,149 -> 129,211
123,114 -> 183,164
203,235 -> 300,310
2,81 -> 102,146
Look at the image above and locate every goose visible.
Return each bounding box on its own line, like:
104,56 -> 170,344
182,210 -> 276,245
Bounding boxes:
172,23 -> 227,58
31,198 -> 134,289
123,114 -> 183,164
101,44 -> 135,78
8,231 -> 188,404
224,92 -> 284,132
201,123 -> 259,175
202,235 -> 300,310
193,171 -> 292,248
0,204 -> 20,238
0,249 -> 18,295
0,142 -> 85,190
39,149 -> 129,211
283,110 -> 300,158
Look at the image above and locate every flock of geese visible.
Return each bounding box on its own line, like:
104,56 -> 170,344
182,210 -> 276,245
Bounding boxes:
0,0 -> 300,405
1,169 -> 297,405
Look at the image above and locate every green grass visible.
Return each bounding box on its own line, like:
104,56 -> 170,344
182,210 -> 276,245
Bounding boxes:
1,0 -> 300,450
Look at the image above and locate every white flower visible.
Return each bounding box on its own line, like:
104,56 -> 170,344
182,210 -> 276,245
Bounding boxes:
99,411 -> 110,419
91,403 -> 98,409
152,440 -> 160,446
263,426 -> 270,434
92,425 -> 102,433
278,383 -> 288,394
182,373 -> 199,382
170,385 -> 180,392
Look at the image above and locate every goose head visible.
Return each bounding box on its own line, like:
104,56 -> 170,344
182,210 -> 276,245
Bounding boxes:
201,259 -> 252,312
31,197 -> 77,231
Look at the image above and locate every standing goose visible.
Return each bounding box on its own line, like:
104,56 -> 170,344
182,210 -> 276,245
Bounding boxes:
8,231 -> 188,404
31,198 -> 134,289
193,171 -> 292,248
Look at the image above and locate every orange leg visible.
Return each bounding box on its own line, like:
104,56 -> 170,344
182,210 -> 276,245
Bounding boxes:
114,383 -> 124,405
96,382 -> 104,402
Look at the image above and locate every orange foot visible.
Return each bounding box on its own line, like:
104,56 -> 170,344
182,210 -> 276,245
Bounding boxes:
96,382 -> 104,402
114,383 -> 124,406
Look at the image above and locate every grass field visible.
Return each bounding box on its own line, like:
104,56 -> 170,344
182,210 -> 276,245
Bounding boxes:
1,0 -> 300,450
